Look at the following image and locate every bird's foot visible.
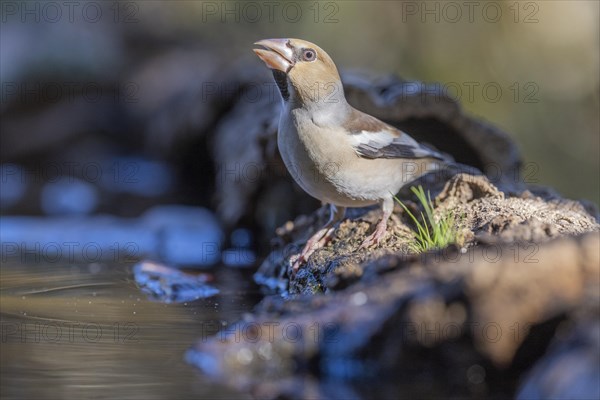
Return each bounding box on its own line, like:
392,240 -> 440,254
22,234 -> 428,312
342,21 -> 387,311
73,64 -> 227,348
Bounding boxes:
290,226 -> 336,274
359,219 -> 388,250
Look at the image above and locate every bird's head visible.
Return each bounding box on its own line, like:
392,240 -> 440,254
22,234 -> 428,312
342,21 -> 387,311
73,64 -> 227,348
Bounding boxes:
253,38 -> 346,108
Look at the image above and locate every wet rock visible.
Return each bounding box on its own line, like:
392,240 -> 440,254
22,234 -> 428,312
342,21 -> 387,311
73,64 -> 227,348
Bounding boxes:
133,261 -> 218,303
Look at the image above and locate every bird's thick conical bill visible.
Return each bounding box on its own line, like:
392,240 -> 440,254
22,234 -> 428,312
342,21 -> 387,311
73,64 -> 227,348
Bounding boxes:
253,39 -> 294,72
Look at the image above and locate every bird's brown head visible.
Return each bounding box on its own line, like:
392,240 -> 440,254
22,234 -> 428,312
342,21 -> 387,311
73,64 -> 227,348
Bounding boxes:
253,38 -> 344,106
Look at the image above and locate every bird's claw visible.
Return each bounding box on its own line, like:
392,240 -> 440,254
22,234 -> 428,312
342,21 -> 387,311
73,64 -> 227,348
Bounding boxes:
359,222 -> 388,250
358,237 -> 375,250
289,253 -> 306,276
289,226 -> 337,275
359,235 -> 379,250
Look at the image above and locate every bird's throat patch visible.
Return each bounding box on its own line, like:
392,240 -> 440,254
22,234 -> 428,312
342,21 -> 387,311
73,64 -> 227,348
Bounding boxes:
272,70 -> 289,101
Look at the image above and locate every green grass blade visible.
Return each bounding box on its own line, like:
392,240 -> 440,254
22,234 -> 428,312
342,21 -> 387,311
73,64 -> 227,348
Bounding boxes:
394,186 -> 464,253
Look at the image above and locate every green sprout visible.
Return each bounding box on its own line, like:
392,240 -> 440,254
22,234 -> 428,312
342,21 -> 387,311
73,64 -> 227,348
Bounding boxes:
395,186 -> 463,253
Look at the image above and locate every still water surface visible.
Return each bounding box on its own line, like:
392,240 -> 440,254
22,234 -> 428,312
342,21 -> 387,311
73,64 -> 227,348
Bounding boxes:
1,261 -> 261,399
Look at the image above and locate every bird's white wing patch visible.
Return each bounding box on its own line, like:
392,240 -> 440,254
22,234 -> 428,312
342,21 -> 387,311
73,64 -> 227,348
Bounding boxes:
350,128 -> 445,160
349,130 -> 397,148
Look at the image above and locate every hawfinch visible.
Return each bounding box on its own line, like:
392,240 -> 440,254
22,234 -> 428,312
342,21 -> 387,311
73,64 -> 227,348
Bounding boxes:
254,38 -> 449,272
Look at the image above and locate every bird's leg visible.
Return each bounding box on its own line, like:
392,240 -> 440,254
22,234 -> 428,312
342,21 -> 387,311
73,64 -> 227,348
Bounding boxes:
360,197 -> 394,249
291,204 -> 346,273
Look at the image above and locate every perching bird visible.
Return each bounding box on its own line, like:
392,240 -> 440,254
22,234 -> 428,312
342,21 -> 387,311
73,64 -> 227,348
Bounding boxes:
254,38 -> 451,271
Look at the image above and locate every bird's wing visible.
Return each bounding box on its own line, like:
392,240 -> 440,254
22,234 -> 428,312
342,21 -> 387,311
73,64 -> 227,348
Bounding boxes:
343,108 -> 447,160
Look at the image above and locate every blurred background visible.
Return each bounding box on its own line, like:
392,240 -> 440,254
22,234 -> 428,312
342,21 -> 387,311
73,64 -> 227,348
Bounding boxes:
1,0 -> 599,219
1,1 -> 598,399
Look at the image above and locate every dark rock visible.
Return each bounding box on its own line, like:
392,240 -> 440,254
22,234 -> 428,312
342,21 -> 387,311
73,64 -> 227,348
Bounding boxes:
189,172 -> 599,399
517,309 -> 600,399
188,231 -> 599,399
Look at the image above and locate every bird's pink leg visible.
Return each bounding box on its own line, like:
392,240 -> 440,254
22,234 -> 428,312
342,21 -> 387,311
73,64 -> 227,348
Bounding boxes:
291,204 -> 346,273
360,197 -> 394,249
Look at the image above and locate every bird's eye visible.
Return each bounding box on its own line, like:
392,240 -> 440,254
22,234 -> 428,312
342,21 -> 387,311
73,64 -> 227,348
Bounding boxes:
302,49 -> 316,62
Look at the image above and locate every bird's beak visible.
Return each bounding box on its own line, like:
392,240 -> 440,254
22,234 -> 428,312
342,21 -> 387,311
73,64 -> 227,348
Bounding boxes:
253,39 -> 294,73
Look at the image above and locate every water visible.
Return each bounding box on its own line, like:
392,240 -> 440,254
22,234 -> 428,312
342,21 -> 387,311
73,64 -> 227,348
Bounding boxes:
0,260 -> 261,399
